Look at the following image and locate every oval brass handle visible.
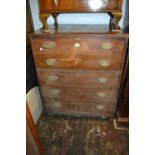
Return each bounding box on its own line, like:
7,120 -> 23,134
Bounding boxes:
46,59 -> 57,65
43,41 -> 56,49
98,60 -> 111,67
101,42 -> 113,50
49,89 -> 60,95
96,105 -> 105,110
96,92 -> 107,98
97,77 -> 108,83
48,75 -> 59,81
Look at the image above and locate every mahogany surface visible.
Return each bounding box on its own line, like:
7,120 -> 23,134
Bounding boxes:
37,69 -> 120,88
43,98 -> 115,116
40,85 -> 117,102
39,0 -> 123,13
30,23 -> 128,117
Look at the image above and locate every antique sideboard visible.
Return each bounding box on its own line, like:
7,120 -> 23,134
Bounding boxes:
29,0 -> 128,117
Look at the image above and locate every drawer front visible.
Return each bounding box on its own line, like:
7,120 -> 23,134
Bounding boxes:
43,98 -> 114,116
31,37 -> 125,55
39,0 -> 122,12
37,69 -> 120,88
35,53 -> 122,71
40,86 -> 117,103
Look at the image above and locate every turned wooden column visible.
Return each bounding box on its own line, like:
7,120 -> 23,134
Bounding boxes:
39,14 -> 50,30
109,12 -> 122,30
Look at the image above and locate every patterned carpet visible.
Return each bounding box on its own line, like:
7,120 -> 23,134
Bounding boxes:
37,114 -> 129,155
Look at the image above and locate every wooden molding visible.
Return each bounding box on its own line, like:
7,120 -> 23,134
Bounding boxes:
26,102 -> 45,155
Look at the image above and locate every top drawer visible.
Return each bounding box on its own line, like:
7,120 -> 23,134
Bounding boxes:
31,35 -> 125,55
39,0 -> 122,12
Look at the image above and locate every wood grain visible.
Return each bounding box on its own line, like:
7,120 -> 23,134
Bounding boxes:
31,36 -> 125,55
37,114 -> 129,155
29,24 -> 128,117
37,69 -> 120,88
40,86 -> 117,103
39,0 -> 122,13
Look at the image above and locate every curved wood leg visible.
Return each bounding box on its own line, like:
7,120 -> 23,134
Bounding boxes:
108,13 -> 115,30
111,12 -> 122,30
39,14 -> 50,30
52,13 -> 59,30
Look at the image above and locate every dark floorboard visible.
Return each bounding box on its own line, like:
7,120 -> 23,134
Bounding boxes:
37,114 -> 129,155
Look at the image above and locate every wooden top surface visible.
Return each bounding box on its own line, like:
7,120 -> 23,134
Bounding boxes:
30,25 -> 128,38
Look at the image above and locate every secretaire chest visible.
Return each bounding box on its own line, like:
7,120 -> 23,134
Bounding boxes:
29,0 -> 128,117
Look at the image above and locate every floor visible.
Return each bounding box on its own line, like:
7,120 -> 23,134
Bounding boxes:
37,114 -> 129,155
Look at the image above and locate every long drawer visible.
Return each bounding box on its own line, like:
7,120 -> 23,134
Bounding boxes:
31,36 -> 125,55
39,0 -> 122,12
40,86 -> 117,103
31,35 -> 125,71
37,69 -> 120,88
35,53 -> 123,71
43,98 -> 115,116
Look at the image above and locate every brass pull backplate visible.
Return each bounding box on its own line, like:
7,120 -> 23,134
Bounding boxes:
49,89 -> 60,95
52,102 -> 62,108
96,105 -> 105,110
48,75 -> 59,81
97,77 -> 108,83
98,60 -> 111,67
43,41 -> 56,49
101,42 -> 113,50
96,92 -> 107,98
46,59 -> 57,65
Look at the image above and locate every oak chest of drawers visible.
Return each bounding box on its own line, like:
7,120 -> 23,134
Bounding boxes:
29,0 -> 128,117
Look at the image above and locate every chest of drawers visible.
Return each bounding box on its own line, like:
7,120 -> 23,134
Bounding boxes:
29,0 -> 128,117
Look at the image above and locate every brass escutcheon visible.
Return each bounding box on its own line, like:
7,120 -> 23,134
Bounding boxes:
48,75 -> 59,81
96,92 -> 107,98
43,41 -> 56,49
97,77 -> 108,83
101,42 -> 113,50
46,59 -> 57,65
98,60 -> 111,67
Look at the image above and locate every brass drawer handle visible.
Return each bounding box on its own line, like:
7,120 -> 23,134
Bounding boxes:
101,42 -> 113,50
98,60 -> 111,67
96,105 -> 105,110
96,92 -> 107,98
49,89 -> 60,95
97,77 -> 108,83
48,75 -> 59,81
46,59 -> 57,65
43,41 -> 56,49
